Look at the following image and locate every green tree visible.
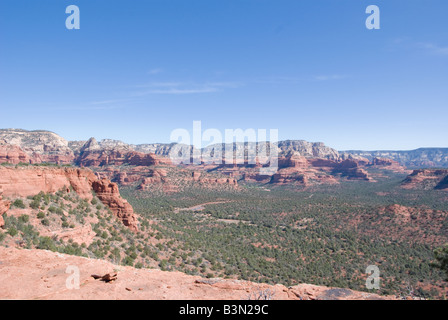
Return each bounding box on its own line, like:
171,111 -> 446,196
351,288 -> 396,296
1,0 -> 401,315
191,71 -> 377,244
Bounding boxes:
433,244 -> 448,280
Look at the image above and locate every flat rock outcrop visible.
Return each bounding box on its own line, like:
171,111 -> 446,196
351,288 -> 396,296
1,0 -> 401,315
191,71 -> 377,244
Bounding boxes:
0,246 -> 397,300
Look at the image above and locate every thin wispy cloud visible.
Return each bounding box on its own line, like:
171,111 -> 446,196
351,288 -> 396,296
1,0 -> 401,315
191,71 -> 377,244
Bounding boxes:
418,43 -> 448,56
132,81 -> 243,96
389,38 -> 448,57
144,87 -> 219,95
253,76 -> 303,85
56,98 -> 136,111
90,98 -> 131,105
52,104 -> 127,111
313,74 -> 348,81
148,68 -> 163,75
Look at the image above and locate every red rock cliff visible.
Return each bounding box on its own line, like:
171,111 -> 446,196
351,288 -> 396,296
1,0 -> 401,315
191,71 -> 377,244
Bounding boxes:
0,166 -> 138,231
91,179 -> 138,232
0,166 -> 96,200
0,143 -> 32,164
0,186 -> 11,228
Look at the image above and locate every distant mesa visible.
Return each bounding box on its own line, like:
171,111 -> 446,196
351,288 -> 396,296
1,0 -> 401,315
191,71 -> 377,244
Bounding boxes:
344,148 -> 448,168
0,128 -> 446,190
0,129 -> 74,164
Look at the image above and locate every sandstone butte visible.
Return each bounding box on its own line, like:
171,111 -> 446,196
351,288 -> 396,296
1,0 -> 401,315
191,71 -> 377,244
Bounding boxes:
0,166 -> 138,232
0,246 -> 397,300
402,169 -> 448,190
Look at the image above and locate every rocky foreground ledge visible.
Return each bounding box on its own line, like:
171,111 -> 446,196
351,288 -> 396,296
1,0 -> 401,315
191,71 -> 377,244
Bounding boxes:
0,247 -> 395,300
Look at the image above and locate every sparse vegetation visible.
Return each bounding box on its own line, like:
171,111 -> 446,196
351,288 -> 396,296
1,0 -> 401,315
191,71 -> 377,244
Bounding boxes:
433,244 -> 448,281
12,199 -> 26,209
118,170 -> 448,298
1,168 -> 447,299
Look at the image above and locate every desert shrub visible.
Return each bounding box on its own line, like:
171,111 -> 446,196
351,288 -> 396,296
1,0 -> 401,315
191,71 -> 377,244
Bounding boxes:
62,243 -> 83,256
48,206 -> 57,213
159,259 -> 168,271
29,200 -> 40,209
15,162 -> 30,167
12,199 -> 26,209
123,255 -> 135,266
1,162 -> 13,167
43,194 -> 50,205
37,236 -> 57,251
48,206 -> 63,215
8,226 -> 18,237
18,215 -> 30,223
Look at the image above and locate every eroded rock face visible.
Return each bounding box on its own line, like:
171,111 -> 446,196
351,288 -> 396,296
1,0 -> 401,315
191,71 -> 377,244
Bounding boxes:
0,129 -> 75,164
0,166 -> 138,231
271,169 -> 308,185
0,187 -> 11,228
277,140 -> 340,160
436,175 -> 448,190
91,179 -> 138,232
269,157 -> 371,184
402,169 -> 448,190
278,153 -> 309,169
0,142 -> 32,164
0,166 -> 96,200
75,138 -> 171,167
126,151 -> 171,166
333,160 -> 371,181
369,157 -> 407,172
73,137 -> 171,167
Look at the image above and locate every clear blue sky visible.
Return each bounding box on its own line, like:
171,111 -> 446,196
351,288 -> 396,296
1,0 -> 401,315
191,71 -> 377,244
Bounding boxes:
1,0 -> 447,150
